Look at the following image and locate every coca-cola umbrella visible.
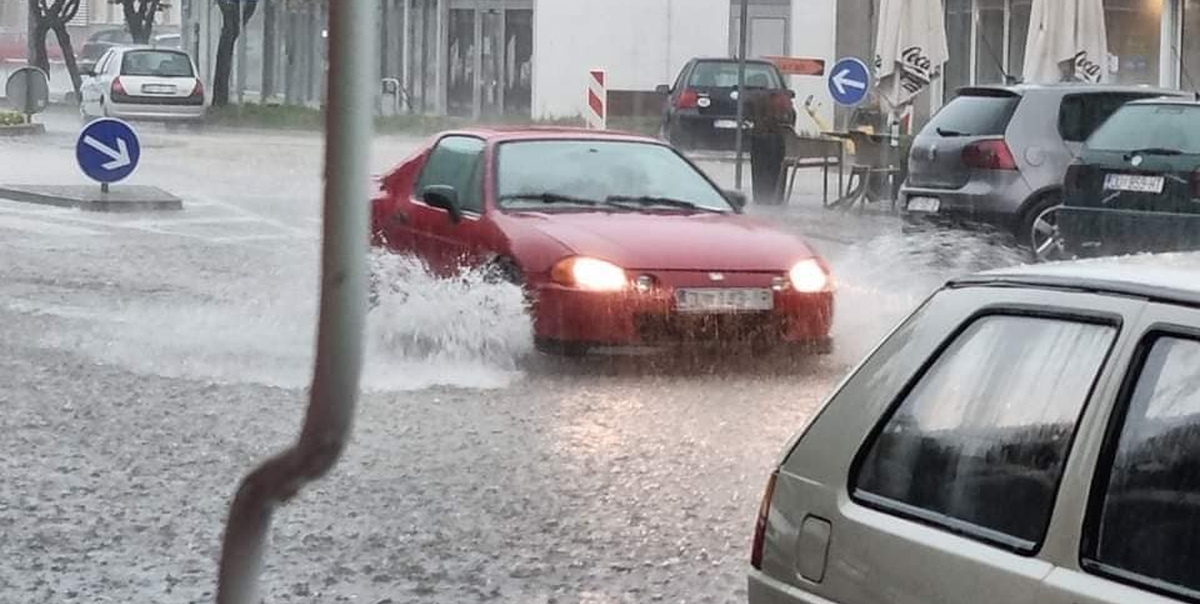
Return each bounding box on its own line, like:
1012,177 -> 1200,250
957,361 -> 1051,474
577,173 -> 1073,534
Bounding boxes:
1022,0 -> 1109,84
873,0 -> 950,112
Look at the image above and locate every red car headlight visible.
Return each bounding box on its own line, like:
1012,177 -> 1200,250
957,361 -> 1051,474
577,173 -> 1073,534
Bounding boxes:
550,256 -> 628,291
789,258 -> 831,293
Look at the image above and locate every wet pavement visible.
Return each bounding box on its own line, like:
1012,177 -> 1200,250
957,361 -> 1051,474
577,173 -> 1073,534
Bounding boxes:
0,109 -> 1028,603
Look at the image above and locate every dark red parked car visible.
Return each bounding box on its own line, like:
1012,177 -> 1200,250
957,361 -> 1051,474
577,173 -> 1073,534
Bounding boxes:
370,128 -> 834,356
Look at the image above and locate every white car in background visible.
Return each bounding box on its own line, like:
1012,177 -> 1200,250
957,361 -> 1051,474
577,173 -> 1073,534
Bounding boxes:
80,46 -> 206,125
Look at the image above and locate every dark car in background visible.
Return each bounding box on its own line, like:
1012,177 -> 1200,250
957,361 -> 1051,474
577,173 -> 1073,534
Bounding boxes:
78,28 -> 134,74
78,27 -> 181,75
1059,98 -> 1200,259
656,58 -> 796,151
900,84 -> 1184,260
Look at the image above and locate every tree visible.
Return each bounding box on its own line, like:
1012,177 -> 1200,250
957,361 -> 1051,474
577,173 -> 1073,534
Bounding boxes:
112,0 -> 169,44
212,0 -> 259,107
27,0 -> 84,99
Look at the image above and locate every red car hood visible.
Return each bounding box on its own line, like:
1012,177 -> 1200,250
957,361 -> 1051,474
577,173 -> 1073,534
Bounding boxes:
506,210 -> 818,271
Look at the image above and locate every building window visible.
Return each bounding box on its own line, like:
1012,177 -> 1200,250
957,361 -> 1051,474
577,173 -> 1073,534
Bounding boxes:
948,0 -> 1165,93
945,0 -> 972,96
1008,0 -> 1033,80
975,0 -> 1007,84
1107,0 -> 1163,85
1181,0 -> 1200,88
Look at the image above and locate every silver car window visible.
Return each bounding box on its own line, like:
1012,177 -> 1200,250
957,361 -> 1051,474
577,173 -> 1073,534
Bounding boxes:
854,314 -> 1116,550
414,136 -> 486,213
1088,335 -> 1200,597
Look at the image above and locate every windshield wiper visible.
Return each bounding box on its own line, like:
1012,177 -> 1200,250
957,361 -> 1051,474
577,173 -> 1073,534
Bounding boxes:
497,192 -> 600,205
604,195 -> 722,212
936,127 -> 970,137
1124,147 -> 1184,158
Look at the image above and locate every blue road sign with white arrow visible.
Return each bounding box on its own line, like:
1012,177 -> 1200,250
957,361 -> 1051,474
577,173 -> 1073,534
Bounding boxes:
76,118 -> 140,184
827,57 -> 871,107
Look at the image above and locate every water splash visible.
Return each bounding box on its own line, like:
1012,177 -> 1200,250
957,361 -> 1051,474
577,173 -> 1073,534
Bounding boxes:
17,250 -> 533,391
826,228 -> 1029,363
361,250 -> 534,391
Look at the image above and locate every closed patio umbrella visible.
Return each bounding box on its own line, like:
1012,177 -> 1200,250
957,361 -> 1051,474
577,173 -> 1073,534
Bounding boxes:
1022,0 -> 1109,84
874,0 -> 950,111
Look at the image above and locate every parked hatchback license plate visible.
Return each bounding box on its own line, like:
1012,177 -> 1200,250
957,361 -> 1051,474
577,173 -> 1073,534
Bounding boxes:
676,288 -> 773,313
714,119 -> 752,129
907,196 -> 940,213
143,84 -> 176,94
1104,173 -> 1164,193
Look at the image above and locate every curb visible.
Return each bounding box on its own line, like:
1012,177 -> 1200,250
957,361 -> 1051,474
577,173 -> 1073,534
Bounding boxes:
0,123 -> 47,137
0,185 -> 183,212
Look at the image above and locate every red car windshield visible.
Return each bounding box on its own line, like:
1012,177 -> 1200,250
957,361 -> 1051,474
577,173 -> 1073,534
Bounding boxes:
495,140 -> 734,212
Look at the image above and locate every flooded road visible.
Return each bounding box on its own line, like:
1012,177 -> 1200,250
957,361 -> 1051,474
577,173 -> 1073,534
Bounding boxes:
0,110 -> 1027,602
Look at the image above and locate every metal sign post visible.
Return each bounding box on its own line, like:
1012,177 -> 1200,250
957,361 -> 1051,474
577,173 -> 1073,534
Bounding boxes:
733,0 -> 750,190
214,0 -> 375,601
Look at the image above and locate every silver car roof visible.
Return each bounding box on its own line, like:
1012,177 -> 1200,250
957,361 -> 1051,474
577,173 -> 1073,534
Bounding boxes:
949,252 -> 1200,307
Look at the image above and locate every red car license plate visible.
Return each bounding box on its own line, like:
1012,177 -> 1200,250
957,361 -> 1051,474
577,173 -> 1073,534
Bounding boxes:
675,288 -> 773,313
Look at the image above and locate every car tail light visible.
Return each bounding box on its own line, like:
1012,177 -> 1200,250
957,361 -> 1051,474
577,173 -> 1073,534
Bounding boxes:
189,79 -> 205,100
962,139 -> 1018,171
750,470 -> 779,570
677,88 -> 699,109
111,77 -> 127,98
1191,169 -> 1200,198
770,92 -> 792,113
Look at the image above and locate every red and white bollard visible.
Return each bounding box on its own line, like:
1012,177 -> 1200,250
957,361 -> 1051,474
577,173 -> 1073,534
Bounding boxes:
586,69 -> 607,130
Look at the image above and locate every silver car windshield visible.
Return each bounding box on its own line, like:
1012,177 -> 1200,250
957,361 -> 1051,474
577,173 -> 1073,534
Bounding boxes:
495,140 -> 734,212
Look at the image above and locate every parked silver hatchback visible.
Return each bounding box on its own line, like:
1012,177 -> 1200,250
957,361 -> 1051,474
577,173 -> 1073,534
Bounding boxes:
901,85 -> 1184,260
749,253 -> 1200,604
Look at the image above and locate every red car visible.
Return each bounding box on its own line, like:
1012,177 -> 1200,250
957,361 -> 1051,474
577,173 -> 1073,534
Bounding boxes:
370,128 -> 834,356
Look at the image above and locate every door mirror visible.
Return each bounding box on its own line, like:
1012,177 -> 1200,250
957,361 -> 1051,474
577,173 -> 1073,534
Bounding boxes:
421,184 -> 463,223
724,189 -> 748,211
655,84 -> 671,95
81,65 -> 96,77
786,89 -> 796,99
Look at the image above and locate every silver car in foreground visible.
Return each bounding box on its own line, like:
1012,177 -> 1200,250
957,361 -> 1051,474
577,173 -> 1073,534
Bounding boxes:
901,84 -> 1184,260
749,253 -> 1200,604
80,45 -> 206,124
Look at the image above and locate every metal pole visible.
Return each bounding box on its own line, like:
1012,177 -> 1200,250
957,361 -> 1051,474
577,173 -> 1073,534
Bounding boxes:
733,0 -> 749,189
181,0 -> 192,63
236,0 -> 246,104
206,0 -> 213,84
213,0 -> 374,600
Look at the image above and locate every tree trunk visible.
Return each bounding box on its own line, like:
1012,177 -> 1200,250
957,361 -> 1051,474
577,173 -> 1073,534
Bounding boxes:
26,0 -> 38,64
52,23 -> 82,98
212,0 -> 259,107
261,0 -> 277,100
30,23 -> 50,74
212,4 -> 239,106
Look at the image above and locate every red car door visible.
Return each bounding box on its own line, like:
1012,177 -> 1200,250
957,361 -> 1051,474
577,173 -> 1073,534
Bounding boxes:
407,135 -> 494,275
374,148 -> 429,254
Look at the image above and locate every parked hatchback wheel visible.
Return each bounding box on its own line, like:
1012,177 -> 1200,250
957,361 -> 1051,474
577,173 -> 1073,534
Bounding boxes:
1022,195 -> 1067,262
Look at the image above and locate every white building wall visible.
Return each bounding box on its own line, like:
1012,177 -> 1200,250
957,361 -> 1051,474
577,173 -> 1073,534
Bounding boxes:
532,0 -> 729,119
